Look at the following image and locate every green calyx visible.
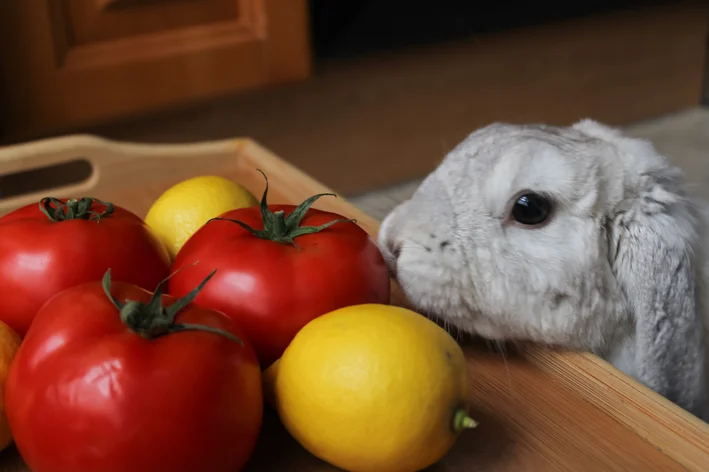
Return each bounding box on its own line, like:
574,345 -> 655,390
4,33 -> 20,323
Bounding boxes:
39,197 -> 114,222
452,408 -> 478,433
208,169 -> 356,247
101,267 -> 243,345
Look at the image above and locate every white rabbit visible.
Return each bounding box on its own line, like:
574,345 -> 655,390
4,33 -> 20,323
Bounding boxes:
378,119 -> 709,421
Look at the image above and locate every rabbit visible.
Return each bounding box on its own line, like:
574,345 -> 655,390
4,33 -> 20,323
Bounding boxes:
378,119 -> 709,422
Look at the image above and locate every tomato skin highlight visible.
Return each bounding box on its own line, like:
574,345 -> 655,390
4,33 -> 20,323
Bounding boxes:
5,278 -> 263,472
169,204 -> 391,368
0,198 -> 171,336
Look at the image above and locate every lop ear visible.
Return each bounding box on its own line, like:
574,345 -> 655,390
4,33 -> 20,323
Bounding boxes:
608,165 -> 709,420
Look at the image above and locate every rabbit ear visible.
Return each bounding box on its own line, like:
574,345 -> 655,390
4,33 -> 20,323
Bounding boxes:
574,119 -> 709,418
606,157 -> 709,420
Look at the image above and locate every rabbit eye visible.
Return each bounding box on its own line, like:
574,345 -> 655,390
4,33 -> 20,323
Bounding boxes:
511,193 -> 552,226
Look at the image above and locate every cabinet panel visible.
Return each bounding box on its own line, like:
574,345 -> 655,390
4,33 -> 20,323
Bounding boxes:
61,0 -> 241,45
0,0 -> 311,139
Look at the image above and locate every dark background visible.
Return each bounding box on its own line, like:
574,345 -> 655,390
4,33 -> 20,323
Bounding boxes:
308,0 -> 661,59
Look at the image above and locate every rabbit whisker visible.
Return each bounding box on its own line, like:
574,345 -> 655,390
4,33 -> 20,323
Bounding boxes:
493,339 -> 514,392
402,276 -> 419,293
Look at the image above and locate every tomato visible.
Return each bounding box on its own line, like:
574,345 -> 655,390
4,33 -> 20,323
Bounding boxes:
169,172 -> 391,368
0,197 -> 171,336
6,269 -> 263,472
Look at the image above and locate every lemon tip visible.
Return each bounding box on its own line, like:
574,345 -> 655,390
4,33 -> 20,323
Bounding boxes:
453,408 -> 478,432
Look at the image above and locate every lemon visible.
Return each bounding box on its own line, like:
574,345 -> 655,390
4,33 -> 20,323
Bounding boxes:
0,321 -> 21,451
145,175 -> 258,259
263,304 -> 476,472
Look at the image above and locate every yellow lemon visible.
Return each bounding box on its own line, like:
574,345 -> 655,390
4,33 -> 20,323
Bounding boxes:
263,304 -> 476,472
145,175 -> 258,259
0,321 -> 21,451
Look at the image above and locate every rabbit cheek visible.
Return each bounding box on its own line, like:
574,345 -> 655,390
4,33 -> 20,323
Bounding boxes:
392,239 -> 459,307
379,213 -> 463,314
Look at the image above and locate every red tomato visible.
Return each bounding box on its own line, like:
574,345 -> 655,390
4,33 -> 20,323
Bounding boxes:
6,269 -> 263,472
0,197 -> 171,336
169,172 -> 391,368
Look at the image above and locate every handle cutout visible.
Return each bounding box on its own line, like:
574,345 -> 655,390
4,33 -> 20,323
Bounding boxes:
0,159 -> 94,200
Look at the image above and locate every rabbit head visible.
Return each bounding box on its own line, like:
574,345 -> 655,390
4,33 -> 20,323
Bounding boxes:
378,119 -> 709,420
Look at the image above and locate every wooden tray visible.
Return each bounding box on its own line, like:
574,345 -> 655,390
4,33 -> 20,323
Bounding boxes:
1,135 -> 708,471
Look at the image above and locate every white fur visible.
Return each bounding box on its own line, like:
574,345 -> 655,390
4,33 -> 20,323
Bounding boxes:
379,120 -> 709,421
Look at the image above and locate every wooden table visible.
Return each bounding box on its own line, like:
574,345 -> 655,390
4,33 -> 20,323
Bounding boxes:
1,136 -> 708,471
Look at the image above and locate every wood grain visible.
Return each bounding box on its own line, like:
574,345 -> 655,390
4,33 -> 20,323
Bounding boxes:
0,135 -> 708,471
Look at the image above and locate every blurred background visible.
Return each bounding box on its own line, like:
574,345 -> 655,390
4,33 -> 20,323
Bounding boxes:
0,0 -> 707,215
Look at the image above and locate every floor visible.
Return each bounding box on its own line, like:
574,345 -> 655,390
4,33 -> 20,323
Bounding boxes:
72,4 -> 705,201
353,41 -> 707,218
85,32 -> 709,223
350,107 -> 709,220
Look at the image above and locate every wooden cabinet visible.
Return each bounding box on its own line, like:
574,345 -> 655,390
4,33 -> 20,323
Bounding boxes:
0,0 -> 311,140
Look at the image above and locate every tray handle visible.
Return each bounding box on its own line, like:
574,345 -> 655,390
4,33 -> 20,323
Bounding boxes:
0,134 -> 242,216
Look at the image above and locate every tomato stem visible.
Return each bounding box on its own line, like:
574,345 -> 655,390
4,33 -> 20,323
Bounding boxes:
101,267 -> 243,345
39,197 -> 115,222
207,169 -> 357,247
452,408 -> 478,433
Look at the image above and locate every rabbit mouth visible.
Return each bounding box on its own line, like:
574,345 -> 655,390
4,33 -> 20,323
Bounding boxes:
397,289 -> 523,343
392,282 -> 487,333
413,303 -> 522,346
